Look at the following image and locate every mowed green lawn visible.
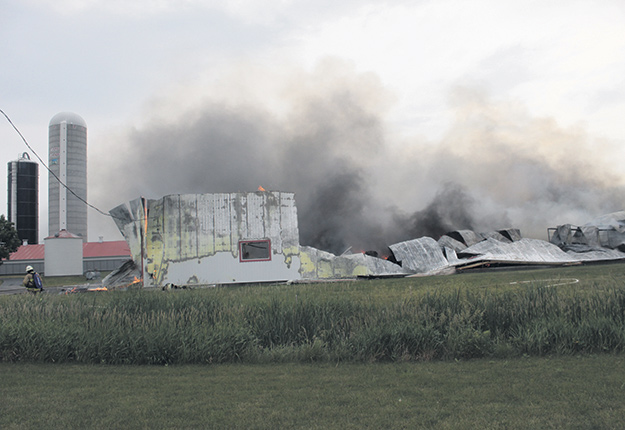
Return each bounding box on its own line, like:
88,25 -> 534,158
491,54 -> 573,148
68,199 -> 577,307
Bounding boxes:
1,355 -> 624,429
2,263 -> 625,428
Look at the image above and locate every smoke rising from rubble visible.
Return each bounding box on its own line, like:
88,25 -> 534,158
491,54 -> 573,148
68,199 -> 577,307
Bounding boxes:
391,183 -> 479,242
95,61 -> 625,255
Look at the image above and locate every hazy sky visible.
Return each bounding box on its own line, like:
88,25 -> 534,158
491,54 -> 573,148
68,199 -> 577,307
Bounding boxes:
2,0 -> 625,251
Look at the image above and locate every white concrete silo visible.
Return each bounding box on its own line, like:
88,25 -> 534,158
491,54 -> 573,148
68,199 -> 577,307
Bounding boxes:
48,112 -> 88,241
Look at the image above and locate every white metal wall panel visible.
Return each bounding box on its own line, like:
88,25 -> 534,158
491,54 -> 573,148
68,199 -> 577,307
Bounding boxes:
229,194 -> 241,257
266,193 -> 282,253
213,194 -> 231,252
280,194 -> 299,249
197,194 -> 215,255
163,195 -> 181,262
111,191 -> 302,286
235,194 -> 248,244
177,195 -> 196,260
246,193 -> 265,239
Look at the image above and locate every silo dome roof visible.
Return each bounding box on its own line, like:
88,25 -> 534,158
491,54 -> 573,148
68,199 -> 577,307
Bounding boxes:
49,112 -> 87,128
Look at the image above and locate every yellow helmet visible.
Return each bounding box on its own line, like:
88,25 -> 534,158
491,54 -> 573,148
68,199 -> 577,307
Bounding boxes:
26,265 -> 34,273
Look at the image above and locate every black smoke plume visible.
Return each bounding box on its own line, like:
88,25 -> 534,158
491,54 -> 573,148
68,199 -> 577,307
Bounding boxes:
93,62 -> 625,255
398,182 -> 476,241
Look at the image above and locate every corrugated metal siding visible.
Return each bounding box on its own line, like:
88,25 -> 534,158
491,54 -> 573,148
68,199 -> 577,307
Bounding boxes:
0,260 -> 44,276
7,244 -> 44,260
389,237 -> 449,273
83,241 -> 131,258
299,246 -> 408,278
110,191 -> 302,286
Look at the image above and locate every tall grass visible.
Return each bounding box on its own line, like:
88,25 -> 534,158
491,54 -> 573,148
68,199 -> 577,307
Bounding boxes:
1,276 -> 624,364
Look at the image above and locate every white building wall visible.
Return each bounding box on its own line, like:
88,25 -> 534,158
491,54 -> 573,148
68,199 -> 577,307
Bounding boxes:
110,191 -> 302,286
44,234 -> 83,276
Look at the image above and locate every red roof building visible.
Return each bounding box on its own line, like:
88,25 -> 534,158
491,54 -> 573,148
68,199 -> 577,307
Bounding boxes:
1,240 -> 131,276
8,240 -> 130,261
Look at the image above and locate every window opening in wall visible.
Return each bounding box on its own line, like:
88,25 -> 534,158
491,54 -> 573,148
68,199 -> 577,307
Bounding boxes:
239,239 -> 271,262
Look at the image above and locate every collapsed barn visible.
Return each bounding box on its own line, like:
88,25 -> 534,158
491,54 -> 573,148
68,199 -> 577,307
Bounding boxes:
548,211 -> 625,252
108,191 -> 405,287
108,192 -> 625,288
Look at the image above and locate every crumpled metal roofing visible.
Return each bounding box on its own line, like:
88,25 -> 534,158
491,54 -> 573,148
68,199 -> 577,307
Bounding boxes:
564,247 -> 625,261
498,228 -> 522,242
437,235 -> 467,252
480,231 -> 512,243
300,246 -> 409,278
444,230 -> 483,247
456,237 -> 625,269
437,230 -> 513,253
390,233 -> 625,276
389,237 -> 449,274
551,212 -> 625,251
459,238 -> 578,264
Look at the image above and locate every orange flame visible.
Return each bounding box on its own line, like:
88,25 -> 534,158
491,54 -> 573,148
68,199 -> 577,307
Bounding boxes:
116,276 -> 143,289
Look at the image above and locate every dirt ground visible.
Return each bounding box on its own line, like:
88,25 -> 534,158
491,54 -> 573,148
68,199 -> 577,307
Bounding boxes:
0,277 -> 90,295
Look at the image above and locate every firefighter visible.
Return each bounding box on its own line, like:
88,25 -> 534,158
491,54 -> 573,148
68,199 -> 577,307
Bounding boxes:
23,266 -> 43,294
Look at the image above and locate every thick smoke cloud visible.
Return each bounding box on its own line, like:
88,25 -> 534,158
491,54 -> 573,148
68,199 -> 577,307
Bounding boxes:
390,182 -> 479,242
94,61 -> 625,255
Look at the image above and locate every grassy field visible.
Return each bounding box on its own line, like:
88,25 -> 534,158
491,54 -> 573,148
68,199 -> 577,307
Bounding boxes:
2,263 -> 625,364
1,263 -> 625,428
1,355 -> 624,429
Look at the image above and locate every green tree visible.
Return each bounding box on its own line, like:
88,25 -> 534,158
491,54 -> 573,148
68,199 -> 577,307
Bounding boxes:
0,215 -> 21,263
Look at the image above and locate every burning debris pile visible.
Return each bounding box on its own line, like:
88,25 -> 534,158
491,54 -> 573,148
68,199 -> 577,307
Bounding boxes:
102,259 -> 143,289
110,190 -> 625,287
364,229 -> 578,276
370,213 -> 625,276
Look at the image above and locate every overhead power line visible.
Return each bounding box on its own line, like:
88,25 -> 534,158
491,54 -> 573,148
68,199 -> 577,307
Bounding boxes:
1,108 -> 113,218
